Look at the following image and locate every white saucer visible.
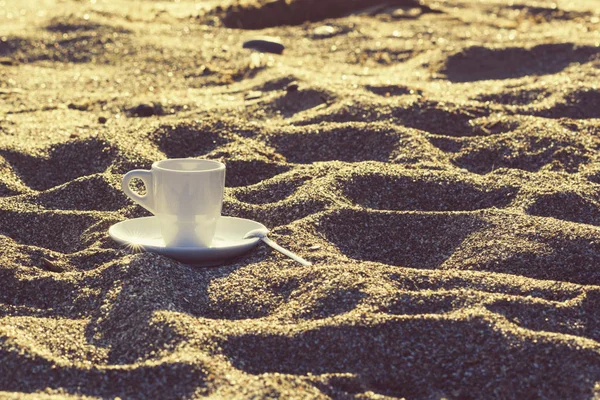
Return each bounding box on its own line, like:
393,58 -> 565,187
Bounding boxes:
108,216 -> 265,266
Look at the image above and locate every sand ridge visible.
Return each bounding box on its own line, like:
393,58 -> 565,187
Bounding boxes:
2,0 -> 600,398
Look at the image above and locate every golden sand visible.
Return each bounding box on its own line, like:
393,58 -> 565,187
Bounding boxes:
1,0 -> 600,398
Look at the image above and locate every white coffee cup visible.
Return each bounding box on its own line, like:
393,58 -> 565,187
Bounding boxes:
122,159 -> 226,248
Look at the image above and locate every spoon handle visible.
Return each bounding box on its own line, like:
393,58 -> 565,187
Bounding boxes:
261,237 -> 312,266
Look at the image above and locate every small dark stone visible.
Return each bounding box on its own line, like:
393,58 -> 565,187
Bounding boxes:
129,103 -> 160,117
243,37 -> 285,55
68,102 -> 89,111
98,116 -> 107,124
286,82 -> 299,93
41,257 -> 65,273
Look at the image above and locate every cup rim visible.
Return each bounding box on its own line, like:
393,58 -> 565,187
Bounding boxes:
153,158 -> 225,173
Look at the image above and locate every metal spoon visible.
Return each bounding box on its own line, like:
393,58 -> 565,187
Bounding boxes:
244,228 -> 312,266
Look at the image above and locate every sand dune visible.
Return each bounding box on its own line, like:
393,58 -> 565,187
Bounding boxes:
2,0 -> 600,398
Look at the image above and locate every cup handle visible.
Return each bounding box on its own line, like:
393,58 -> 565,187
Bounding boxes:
122,170 -> 155,214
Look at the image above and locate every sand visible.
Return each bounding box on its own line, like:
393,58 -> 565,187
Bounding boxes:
1,0 -> 600,398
